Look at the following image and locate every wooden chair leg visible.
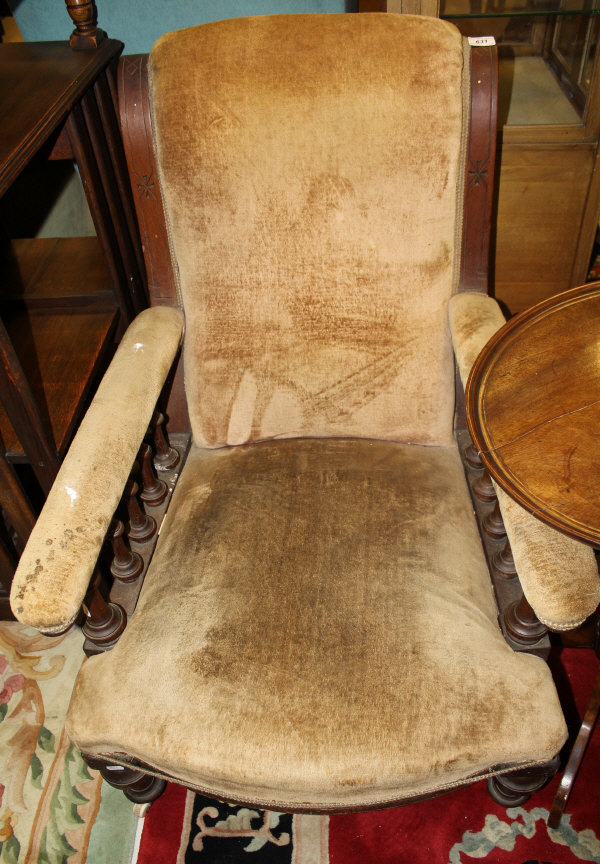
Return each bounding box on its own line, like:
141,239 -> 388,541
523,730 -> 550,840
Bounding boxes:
84,755 -> 167,805
548,663 -> 600,828
487,755 -> 560,807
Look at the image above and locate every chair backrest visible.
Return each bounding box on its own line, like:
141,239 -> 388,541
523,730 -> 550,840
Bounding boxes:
119,14 -> 498,446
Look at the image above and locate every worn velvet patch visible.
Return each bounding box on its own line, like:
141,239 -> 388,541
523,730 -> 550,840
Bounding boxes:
149,14 -> 466,448
68,439 -> 566,810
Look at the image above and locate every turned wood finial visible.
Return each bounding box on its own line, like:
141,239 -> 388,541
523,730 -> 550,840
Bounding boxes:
65,0 -> 106,50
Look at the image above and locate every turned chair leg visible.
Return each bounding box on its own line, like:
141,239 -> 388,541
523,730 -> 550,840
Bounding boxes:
487,755 -> 560,807
84,755 -> 167,805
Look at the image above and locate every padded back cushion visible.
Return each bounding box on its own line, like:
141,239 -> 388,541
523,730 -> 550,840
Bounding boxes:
149,14 -> 468,447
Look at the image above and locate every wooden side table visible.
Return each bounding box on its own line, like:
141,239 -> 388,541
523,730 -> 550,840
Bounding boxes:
0,6 -> 147,615
466,281 -> 600,827
466,281 -> 600,546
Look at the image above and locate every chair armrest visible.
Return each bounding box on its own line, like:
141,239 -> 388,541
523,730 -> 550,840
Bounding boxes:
449,292 -> 600,631
449,292 -> 505,389
10,306 -> 184,634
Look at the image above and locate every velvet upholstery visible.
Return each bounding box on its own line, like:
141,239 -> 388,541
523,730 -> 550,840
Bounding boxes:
10,307 -> 184,633
67,438 -> 566,810
449,292 -> 600,630
149,14 -> 466,449
494,489 -> 600,630
6,15 -> 573,814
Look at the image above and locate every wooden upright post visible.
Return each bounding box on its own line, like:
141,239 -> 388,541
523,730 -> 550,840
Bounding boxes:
65,0 -> 106,50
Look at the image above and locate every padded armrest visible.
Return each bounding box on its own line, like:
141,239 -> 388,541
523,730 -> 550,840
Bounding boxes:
10,306 -> 184,634
449,293 -> 600,630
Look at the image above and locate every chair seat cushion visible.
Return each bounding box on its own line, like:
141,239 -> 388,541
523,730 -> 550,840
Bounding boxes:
66,439 -> 566,810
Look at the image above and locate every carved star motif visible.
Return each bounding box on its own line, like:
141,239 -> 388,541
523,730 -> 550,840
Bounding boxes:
468,159 -> 489,189
136,172 -> 156,201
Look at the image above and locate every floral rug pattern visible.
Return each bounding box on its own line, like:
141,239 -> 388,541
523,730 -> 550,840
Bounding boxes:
0,622 -> 138,864
4,619 -> 596,864
137,647 -> 600,864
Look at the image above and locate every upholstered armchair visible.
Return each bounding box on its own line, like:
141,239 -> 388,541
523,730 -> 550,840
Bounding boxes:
9,13 -> 600,812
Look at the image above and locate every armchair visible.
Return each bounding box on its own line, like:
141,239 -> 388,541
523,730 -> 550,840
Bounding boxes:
10,13 -> 599,813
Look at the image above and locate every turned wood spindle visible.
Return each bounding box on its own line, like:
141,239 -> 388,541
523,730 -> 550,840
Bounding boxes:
82,570 -> 126,652
464,442 -> 483,471
139,443 -> 168,507
502,591 -> 547,647
152,412 -> 179,471
65,0 -> 106,50
492,539 -> 517,579
127,481 -> 156,543
483,499 -> 507,540
473,468 -> 497,503
110,519 -> 143,582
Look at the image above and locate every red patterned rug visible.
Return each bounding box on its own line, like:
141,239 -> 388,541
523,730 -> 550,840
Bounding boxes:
136,646 -> 600,864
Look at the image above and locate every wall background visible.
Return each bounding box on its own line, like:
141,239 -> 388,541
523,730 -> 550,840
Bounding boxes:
7,0 -> 356,53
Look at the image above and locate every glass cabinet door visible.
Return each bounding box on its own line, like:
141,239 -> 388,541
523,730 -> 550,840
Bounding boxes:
440,0 -> 600,125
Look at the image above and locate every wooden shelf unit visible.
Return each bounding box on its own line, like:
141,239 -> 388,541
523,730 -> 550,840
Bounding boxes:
0,35 -> 147,617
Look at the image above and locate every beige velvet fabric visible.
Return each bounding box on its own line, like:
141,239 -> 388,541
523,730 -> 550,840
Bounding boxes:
149,14 -> 467,449
494,489 -> 600,630
10,307 -> 184,633
448,293 -> 506,388
449,292 -> 600,629
67,439 -> 566,810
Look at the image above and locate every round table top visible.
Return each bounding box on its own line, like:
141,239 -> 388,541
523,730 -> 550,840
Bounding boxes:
466,281 -> 600,548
